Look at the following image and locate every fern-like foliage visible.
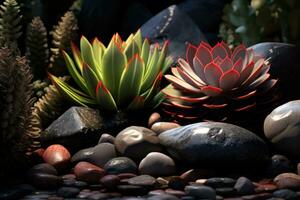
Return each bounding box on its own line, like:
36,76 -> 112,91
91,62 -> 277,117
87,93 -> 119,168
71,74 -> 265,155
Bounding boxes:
26,17 -> 49,80
0,47 -> 37,177
220,0 -> 300,46
49,11 -> 78,75
33,79 -> 66,128
0,0 -> 22,48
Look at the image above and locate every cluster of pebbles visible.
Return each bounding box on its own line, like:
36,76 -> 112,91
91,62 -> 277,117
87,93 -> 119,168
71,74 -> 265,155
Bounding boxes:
2,111 -> 300,200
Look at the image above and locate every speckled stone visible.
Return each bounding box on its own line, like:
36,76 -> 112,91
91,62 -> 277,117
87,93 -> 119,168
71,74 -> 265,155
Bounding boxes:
43,144 -> 71,170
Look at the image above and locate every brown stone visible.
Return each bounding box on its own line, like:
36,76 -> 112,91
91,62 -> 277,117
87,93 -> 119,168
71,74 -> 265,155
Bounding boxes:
74,161 -> 105,183
274,173 -> 300,189
151,122 -> 181,134
148,112 -> 161,128
115,126 -> 163,161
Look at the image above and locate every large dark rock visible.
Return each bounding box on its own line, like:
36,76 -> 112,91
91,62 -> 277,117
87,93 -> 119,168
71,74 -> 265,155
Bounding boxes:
41,107 -> 102,152
140,5 -> 207,62
250,43 -> 300,103
178,0 -> 231,43
41,107 -> 128,153
159,122 -> 269,166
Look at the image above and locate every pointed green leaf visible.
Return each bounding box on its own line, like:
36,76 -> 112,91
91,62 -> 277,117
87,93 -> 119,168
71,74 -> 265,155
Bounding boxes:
80,36 -> 101,79
102,40 -> 127,99
141,41 -> 169,92
143,72 -> 163,104
50,75 -> 97,107
157,41 -> 169,70
162,57 -> 173,74
92,38 -> 105,65
133,29 -> 142,50
82,63 -> 100,98
149,91 -> 165,108
63,51 -> 88,93
96,81 -> 117,111
118,54 -> 145,106
127,96 -> 145,111
124,39 -> 140,61
71,42 -> 83,71
115,33 -> 123,47
141,45 -> 159,91
141,39 -> 150,73
125,34 -> 134,45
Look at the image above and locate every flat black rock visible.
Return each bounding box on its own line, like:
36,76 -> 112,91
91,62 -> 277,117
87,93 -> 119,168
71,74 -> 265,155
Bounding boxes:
159,122 -> 269,166
140,5 -> 207,62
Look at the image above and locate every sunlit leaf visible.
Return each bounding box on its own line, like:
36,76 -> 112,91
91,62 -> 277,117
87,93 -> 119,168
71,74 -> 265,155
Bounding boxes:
80,36 -> 102,79
133,29 -> 143,50
82,63 -> 99,98
118,54 -> 145,106
95,81 -> 117,111
92,38 -> 105,65
141,39 -> 150,73
50,74 -> 97,107
102,39 -> 127,99
62,50 -> 88,93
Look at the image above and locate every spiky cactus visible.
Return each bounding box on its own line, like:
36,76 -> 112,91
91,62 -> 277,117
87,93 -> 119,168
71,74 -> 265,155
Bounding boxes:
0,47 -> 38,178
0,0 -> 22,48
26,17 -> 49,80
49,11 -> 78,74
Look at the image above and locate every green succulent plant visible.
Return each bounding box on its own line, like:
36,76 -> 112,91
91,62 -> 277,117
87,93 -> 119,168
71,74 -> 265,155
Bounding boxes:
50,30 -> 172,112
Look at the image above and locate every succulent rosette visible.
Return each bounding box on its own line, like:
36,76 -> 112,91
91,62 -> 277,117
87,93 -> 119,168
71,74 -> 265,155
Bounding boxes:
50,30 -> 172,112
163,41 -> 278,122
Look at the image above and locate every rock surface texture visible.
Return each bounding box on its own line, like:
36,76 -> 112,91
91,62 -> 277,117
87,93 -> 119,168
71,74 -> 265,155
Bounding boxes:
159,122 -> 269,166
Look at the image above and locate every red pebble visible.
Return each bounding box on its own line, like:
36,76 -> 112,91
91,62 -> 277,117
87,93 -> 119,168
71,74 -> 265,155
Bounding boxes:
43,144 -> 71,170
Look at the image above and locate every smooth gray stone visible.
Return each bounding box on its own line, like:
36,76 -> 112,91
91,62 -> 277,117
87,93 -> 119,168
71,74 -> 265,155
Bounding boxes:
264,100 -> 300,157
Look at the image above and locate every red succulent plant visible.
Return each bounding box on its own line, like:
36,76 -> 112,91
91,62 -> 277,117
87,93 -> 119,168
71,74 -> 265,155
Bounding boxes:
162,41 -> 278,123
